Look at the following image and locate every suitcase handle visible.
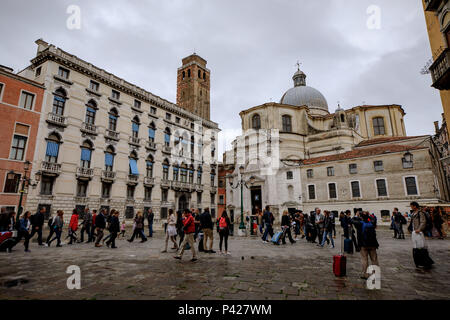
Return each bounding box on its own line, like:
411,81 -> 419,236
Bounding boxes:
340,233 -> 344,255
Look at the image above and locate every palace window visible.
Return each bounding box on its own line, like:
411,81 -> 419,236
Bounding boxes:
282,115 -> 292,132
132,116 -> 140,138
80,140 -> 93,168
52,88 -> 67,115
76,181 -> 88,197
105,146 -> 115,171
144,187 -> 152,201
252,114 -> 261,130
10,135 -> 27,161
374,161 -> 384,172
127,185 -> 135,200
129,151 -> 139,176
101,183 -> 111,199
373,117 -> 385,136
162,189 -> 168,202
58,67 -> 70,79
45,133 -> 61,163
405,177 -> 418,196
351,181 -> 361,198
40,176 -> 54,195
85,100 -> 97,125
148,123 -> 156,142
349,164 -> 357,174
327,167 -> 335,177
134,99 -> 141,109
111,89 -> 120,100
173,166 -> 179,181
108,109 -> 118,131
146,156 -> 154,178
376,179 -> 388,197
19,91 -> 34,110
164,128 -> 171,147
286,171 -> 293,180
89,80 -> 99,92
4,173 -> 21,193
162,159 -> 170,180
328,183 -> 337,199
307,169 -> 314,178
308,185 -> 316,200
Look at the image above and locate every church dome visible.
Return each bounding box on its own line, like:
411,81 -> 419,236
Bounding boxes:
280,68 -> 329,112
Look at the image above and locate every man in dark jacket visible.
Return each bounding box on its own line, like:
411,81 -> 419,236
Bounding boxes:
281,211 -> 296,245
261,206 -> 274,243
352,211 -> 379,279
106,211 -> 120,248
79,208 -> 92,243
200,208 -> 215,253
319,210 -> 335,248
95,210 -> 106,247
147,208 -> 154,237
29,207 -> 46,246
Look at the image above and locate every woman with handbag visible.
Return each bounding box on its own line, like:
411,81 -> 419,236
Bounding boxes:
218,211 -> 231,255
162,209 -> 178,253
409,202 -> 434,269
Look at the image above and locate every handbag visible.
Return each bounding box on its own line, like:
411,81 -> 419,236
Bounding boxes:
412,232 -> 426,249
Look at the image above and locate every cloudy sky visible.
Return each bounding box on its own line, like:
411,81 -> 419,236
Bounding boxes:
0,0 -> 442,160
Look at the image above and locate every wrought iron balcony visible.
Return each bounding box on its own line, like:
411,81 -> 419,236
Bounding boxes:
127,174 -> 139,185
129,136 -> 141,146
46,113 -> 67,127
162,146 -> 172,154
430,48 -> 450,90
195,184 -> 204,192
144,177 -> 155,186
161,179 -> 171,188
81,122 -> 97,135
41,161 -> 62,175
106,129 -> 120,141
101,170 -> 116,182
146,141 -> 157,150
424,0 -> 441,11
76,167 -> 94,179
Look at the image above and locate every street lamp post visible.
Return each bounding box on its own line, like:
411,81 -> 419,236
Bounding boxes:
7,160 -> 41,227
227,166 -> 255,235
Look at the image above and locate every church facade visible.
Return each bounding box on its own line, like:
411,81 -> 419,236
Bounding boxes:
224,68 -> 449,223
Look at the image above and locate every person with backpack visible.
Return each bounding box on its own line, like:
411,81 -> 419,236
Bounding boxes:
94,209 -> 106,247
315,208 -> 325,245
352,211 -> 379,279
106,211 -> 120,249
200,208 -> 215,253
45,211 -> 56,245
280,210 -> 296,245
319,210 -> 334,248
79,208 -> 92,243
128,211 -> 147,243
174,209 -> 197,262
17,211 -> 32,252
261,206 -> 274,243
47,210 -> 64,247
29,207 -> 46,246
393,208 -> 406,239
68,209 -> 79,245
218,210 -> 231,255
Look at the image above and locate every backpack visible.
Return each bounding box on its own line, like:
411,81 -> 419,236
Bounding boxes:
29,214 -> 36,226
219,217 -> 227,229
361,220 -> 378,247
47,217 -> 53,228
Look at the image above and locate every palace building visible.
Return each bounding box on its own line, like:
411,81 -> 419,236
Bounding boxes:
17,39 -> 219,225
224,67 -> 449,224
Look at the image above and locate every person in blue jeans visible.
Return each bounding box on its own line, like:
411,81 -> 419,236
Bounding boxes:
320,210 -> 335,248
261,206 -> 274,243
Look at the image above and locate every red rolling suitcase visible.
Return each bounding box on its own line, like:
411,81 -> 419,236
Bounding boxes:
333,235 -> 347,277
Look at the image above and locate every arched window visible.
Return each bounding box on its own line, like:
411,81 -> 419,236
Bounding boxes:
162,158 -> 170,180
340,114 -> 345,123
85,100 -> 97,125
45,133 -> 61,163
164,127 -> 171,147
197,166 -> 203,184
210,167 -> 216,187
180,163 -> 188,183
252,114 -> 261,130
188,165 -> 194,184
282,115 -> 292,132
132,116 -> 140,138
372,117 -> 385,135
52,88 -> 66,115
148,122 -> 156,142
173,162 -> 179,181
105,146 -> 115,171
80,140 -> 93,168
190,136 -> 195,157
146,155 -> 154,178
129,151 -> 139,175
108,108 -> 118,131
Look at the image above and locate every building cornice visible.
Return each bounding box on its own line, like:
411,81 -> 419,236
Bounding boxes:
0,69 -> 45,89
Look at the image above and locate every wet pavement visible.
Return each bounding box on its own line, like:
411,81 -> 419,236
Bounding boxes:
0,227 -> 449,300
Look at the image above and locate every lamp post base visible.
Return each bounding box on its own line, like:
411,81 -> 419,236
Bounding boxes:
237,228 -> 247,237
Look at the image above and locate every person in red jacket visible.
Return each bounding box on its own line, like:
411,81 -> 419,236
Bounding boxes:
68,209 -> 79,245
174,209 -> 197,262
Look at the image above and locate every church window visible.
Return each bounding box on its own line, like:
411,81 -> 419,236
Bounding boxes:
286,171 -> 293,180
308,185 -> 316,200
282,115 -> 292,132
182,71 -> 185,79
374,161 -> 383,172
198,70 -> 201,78
373,117 -> 385,135
203,72 -> 206,80
349,164 -> 357,174
188,69 -> 191,78
252,114 -> 261,130
328,183 -> 337,199
340,114 -> 345,123
307,169 -> 313,178
405,177 -> 418,196
327,167 -> 334,177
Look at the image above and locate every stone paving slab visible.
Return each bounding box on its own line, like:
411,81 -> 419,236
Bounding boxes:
0,228 -> 449,300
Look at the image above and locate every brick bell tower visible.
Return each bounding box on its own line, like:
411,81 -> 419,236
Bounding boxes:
176,53 -> 211,120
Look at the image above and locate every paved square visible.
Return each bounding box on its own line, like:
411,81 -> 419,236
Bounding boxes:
0,227 -> 449,300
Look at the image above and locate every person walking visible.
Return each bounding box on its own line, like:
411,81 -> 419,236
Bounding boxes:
17,211 -> 32,252
319,210 -> 335,248
393,208 -> 406,239
261,206 -> 274,243
193,209 -> 201,241
29,207 -> 45,246
432,208 -> 444,239
45,211 -> 57,245
176,210 -> 185,247
128,211 -> 147,243
147,208 -> 154,238
218,210 -> 231,255
106,211 -> 120,249
352,211 -> 379,279
174,209 -> 197,262
68,209 -> 79,245
315,208 -> 326,245
79,208 -> 92,243
94,209 -> 106,247
162,209 -> 178,253
351,211 -> 362,252
48,210 -> 64,247
281,210 -> 296,245
409,202 -> 434,269
200,207 -> 215,253
120,218 -> 126,238
91,210 -> 97,242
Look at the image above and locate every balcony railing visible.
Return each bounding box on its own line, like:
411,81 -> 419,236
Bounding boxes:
195,184 -> 204,192
41,161 -> 62,175
144,177 -> 155,186
146,141 -> 157,150
46,113 -> 67,127
424,0 -> 441,11
101,170 -> 116,182
106,129 -> 120,141
127,174 -> 139,184
430,48 -> 450,90
81,122 -> 97,135
129,136 -> 141,146
76,167 -> 94,179
161,179 -> 171,188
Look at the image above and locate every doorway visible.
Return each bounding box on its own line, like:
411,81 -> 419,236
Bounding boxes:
178,194 -> 188,211
250,187 -> 262,215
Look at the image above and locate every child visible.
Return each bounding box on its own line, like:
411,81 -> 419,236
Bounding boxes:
120,219 -> 126,238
